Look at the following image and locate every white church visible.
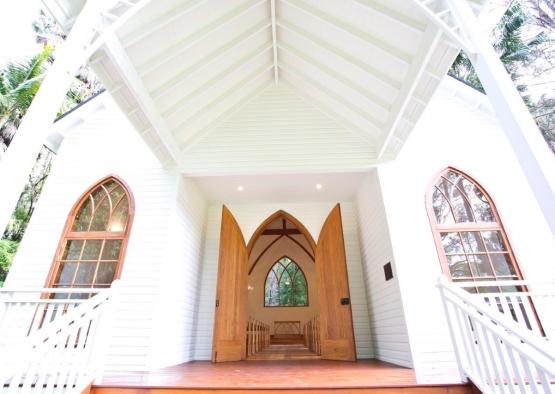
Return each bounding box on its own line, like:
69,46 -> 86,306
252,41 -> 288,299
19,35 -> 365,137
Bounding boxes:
0,0 -> 554,393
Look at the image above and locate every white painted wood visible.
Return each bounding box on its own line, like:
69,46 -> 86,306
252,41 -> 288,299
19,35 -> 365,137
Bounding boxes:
270,0 -> 279,85
180,86 -> 376,175
0,285 -> 117,393
447,0 -> 555,237
438,277 -> 555,394
355,171 -> 413,368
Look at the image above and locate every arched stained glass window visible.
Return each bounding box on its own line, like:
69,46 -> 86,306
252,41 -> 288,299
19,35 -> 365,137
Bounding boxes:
48,176 -> 133,296
428,168 -> 523,292
264,257 -> 308,307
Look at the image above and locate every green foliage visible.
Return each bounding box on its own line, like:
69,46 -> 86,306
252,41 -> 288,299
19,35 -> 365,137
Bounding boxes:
265,258 -> 308,307
0,45 -> 53,147
0,240 -> 19,287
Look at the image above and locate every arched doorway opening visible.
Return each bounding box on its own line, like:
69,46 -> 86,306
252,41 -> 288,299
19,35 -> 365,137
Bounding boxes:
246,212 -> 319,360
212,205 -> 356,362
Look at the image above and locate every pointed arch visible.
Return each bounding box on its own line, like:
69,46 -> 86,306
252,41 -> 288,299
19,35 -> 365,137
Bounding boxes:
247,210 -> 316,275
45,175 -> 135,291
426,167 -> 524,290
264,256 -> 309,307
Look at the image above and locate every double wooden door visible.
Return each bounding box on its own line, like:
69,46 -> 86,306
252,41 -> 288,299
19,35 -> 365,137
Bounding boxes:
212,204 -> 356,362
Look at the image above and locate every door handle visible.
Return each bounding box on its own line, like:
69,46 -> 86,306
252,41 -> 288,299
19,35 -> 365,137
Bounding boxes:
340,298 -> 350,305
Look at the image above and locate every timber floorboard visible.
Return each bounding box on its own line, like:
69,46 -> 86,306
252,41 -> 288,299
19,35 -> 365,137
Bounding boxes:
92,360 -> 475,393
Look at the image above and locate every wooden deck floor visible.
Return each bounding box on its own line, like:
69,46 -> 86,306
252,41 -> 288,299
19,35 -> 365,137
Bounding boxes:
92,360 -> 475,393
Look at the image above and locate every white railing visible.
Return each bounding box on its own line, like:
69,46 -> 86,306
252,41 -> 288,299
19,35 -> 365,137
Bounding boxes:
454,280 -> 555,340
438,277 -> 555,394
0,282 -> 120,393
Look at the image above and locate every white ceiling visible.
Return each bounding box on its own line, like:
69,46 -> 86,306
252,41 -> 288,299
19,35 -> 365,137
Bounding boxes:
43,0 -> 488,171
192,171 -> 372,203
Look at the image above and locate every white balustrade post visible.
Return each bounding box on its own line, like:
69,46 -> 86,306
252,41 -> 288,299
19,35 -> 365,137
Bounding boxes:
437,276 -> 467,383
447,0 -> 555,236
0,0 -> 115,234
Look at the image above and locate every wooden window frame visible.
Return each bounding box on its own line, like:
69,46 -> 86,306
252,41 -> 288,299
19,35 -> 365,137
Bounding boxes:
426,167 -> 525,287
264,255 -> 309,308
44,175 -> 135,289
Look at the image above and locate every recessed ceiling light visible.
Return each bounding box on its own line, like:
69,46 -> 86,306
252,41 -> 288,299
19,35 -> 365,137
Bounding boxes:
237,185 -> 244,191
316,183 -> 323,190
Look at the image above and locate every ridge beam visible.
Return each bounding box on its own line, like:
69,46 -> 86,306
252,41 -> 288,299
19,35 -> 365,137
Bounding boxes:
270,0 -> 279,85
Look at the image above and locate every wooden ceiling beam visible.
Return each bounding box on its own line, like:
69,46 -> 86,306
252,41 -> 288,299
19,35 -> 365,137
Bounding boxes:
261,229 -> 302,235
281,0 -> 412,66
103,33 -> 182,165
279,63 -> 383,139
277,20 -> 400,94
137,0 -> 267,77
376,24 -> 443,159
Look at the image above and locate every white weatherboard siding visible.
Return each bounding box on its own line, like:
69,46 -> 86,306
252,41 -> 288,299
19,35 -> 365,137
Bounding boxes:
356,171 -> 412,368
5,97 -> 208,371
377,78 -> 555,384
193,202 -> 373,360
180,86 -> 375,175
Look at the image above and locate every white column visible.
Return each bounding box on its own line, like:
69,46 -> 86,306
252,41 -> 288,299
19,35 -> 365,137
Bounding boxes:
448,0 -> 555,236
0,2 -> 106,233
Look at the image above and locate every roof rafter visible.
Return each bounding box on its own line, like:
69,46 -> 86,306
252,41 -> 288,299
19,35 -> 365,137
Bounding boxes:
280,70 -> 378,145
137,0 -> 267,77
349,0 -> 426,34
103,33 -> 182,165
376,23 -> 443,159
177,66 -> 273,148
151,21 -> 271,100
277,20 -> 400,94
281,0 -> 412,65
163,44 -> 273,120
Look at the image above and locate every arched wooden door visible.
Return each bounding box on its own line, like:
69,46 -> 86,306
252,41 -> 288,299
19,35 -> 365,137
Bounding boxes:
212,206 -> 248,362
316,204 -> 356,361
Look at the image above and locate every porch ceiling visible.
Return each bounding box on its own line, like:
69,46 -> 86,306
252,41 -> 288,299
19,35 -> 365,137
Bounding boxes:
43,0 -> 488,169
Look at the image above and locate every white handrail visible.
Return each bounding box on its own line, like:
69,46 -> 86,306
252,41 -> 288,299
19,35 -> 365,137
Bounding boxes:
438,276 -> 555,394
0,281 -> 120,393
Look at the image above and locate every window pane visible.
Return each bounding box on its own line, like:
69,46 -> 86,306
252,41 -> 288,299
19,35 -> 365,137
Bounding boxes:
265,259 -> 307,307
96,262 -> 117,285
460,232 -> 486,254
109,196 -> 129,232
101,240 -> 122,260
82,240 -> 103,260
491,254 -> 516,277
432,188 -> 454,224
55,262 -> 77,285
461,179 -> 494,222
74,262 -> 96,285
482,231 -> 507,252
447,255 -> 471,278
90,198 -> 110,231
468,255 -> 494,277
72,196 -> 93,232
109,185 -> 125,207
265,271 -> 279,306
441,232 -> 464,254
62,240 -> 84,260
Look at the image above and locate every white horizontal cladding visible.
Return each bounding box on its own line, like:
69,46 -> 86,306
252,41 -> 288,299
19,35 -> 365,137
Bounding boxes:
193,201 -> 373,360
377,78 -> 555,384
180,86 -> 376,175
148,176 -> 208,369
355,171 -> 413,368
4,96 -> 189,372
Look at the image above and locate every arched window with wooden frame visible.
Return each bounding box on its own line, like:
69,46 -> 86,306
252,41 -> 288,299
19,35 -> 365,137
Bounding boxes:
427,168 -> 524,292
47,176 -> 134,296
264,256 -> 308,307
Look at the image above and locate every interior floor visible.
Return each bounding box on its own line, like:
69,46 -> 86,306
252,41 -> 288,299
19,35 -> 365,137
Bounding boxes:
247,334 -> 320,360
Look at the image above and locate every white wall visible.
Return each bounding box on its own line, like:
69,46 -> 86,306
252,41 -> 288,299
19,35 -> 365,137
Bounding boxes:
6,96 -> 207,371
377,78 -> 555,384
355,171 -> 413,368
193,202 -> 373,360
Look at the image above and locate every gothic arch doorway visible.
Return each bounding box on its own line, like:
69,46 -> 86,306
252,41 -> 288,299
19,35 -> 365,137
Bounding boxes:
212,205 -> 356,362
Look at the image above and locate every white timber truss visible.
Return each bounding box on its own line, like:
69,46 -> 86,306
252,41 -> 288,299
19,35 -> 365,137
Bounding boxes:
1,0 -> 554,237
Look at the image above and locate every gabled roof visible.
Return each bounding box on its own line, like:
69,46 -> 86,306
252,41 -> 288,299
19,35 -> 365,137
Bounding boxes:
43,0 -> 488,170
